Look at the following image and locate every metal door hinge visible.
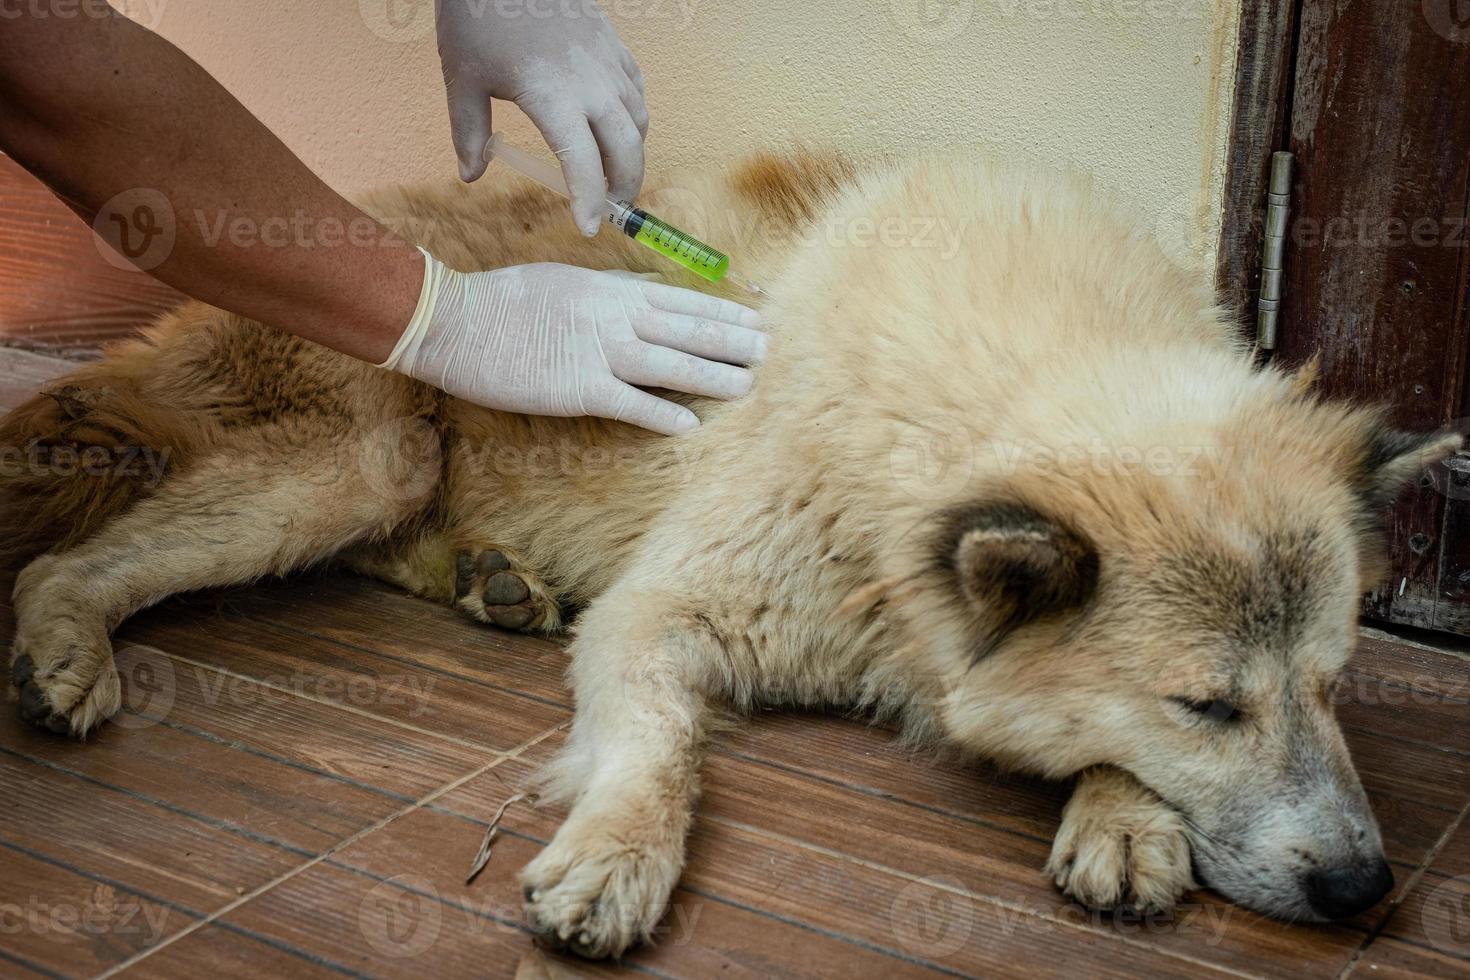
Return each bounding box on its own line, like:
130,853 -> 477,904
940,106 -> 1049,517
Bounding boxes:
1257,151 -> 1294,350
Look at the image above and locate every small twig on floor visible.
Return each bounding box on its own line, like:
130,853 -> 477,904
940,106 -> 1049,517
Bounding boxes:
466,792 -> 537,884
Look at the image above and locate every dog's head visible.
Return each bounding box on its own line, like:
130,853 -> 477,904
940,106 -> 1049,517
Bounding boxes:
924,386 -> 1460,921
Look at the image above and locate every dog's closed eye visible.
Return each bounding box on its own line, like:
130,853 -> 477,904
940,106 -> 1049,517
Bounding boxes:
1169,696 -> 1241,723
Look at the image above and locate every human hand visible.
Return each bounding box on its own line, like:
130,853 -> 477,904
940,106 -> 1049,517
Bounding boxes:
436,0 -> 648,235
381,252 -> 766,435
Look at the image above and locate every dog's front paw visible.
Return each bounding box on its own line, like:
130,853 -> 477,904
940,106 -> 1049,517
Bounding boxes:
519,821 -> 682,959
10,637 -> 119,737
10,561 -> 120,737
1046,767 -> 1195,913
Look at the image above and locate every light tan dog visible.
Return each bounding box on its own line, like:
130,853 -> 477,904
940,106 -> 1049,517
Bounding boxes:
3,150 -> 1457,958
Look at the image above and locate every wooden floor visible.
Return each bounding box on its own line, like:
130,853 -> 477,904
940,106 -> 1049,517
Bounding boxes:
1,350 -> 1469,979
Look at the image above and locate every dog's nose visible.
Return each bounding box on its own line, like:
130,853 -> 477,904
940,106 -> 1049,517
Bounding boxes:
1304,858 -> 1394,919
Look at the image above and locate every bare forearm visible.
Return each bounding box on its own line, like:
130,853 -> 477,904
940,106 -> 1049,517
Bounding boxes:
0,9 -> 418,362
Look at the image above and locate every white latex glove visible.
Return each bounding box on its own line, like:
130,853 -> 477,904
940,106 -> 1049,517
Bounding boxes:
435,0 -> 648,235
380,250 -> 766,435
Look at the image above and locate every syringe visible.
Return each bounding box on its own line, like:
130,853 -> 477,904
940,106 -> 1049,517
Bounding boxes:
485,133 -> 763,296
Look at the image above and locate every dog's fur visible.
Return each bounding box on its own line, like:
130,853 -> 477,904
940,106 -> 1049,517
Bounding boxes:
3,151 -> 1458,957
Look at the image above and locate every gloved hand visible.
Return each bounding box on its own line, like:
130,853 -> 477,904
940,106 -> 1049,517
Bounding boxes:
435,0 -> 648,236
380,250 -> 766,435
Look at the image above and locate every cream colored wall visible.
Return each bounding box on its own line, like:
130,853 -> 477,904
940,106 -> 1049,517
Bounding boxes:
121,0 -> 1239,269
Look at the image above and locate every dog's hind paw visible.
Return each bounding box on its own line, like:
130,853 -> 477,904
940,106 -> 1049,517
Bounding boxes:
453,546 -> 561,632
1046,767 -> 1195,913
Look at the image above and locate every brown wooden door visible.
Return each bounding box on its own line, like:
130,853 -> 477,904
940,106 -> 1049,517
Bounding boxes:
0,154 -> 183,354
1269,0 -> 1470,633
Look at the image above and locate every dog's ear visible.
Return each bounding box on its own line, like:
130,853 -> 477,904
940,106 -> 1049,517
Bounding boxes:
935,501 -> 1099,656
1357,428 -> 1462,508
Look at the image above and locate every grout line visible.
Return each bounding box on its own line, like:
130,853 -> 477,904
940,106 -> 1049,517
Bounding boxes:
90,722 -> 568,980
356,814 -> 968,980
0,837 -> 367,980
326,768 -> 1047,978
317,861 -> 675,980
1336,795 -> 1470,979
421,800 -> 1275,977
0,746 -> 317,859
1373,930 -> 1470,963
200,921 -> 373,980
159,650 -> 535,754
698,814 -> 1264,980
11,582 -> 1453,976
0,946 -> 68,980
133,712 -> 420,805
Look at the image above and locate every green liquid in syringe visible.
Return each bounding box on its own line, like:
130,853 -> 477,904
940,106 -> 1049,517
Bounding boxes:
612,202 -> 730,284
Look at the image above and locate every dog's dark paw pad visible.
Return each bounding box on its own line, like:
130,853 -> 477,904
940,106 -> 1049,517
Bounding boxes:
454,553 -> 475,599
452,547 -> 557,632
483,571 -> 530,606
476,550 -> 512,575
486,603 -> 536,630
18,678 -> 49,721
10,653 -> 34,688
17,677 -> 68,733
483,570 -> 538,629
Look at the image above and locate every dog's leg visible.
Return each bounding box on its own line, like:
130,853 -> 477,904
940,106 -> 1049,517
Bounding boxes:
341,535 -> 563,631
518,587 -> 717,958
10,432 -> 427,735
1046,766 -> 1196,912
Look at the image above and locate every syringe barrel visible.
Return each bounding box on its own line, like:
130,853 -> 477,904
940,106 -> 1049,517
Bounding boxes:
606,200 -> 730,284
486,132 -> 736,287
484,133 -> 572,199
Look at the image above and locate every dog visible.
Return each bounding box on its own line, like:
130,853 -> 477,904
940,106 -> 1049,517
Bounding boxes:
2,149 -> 1457,958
